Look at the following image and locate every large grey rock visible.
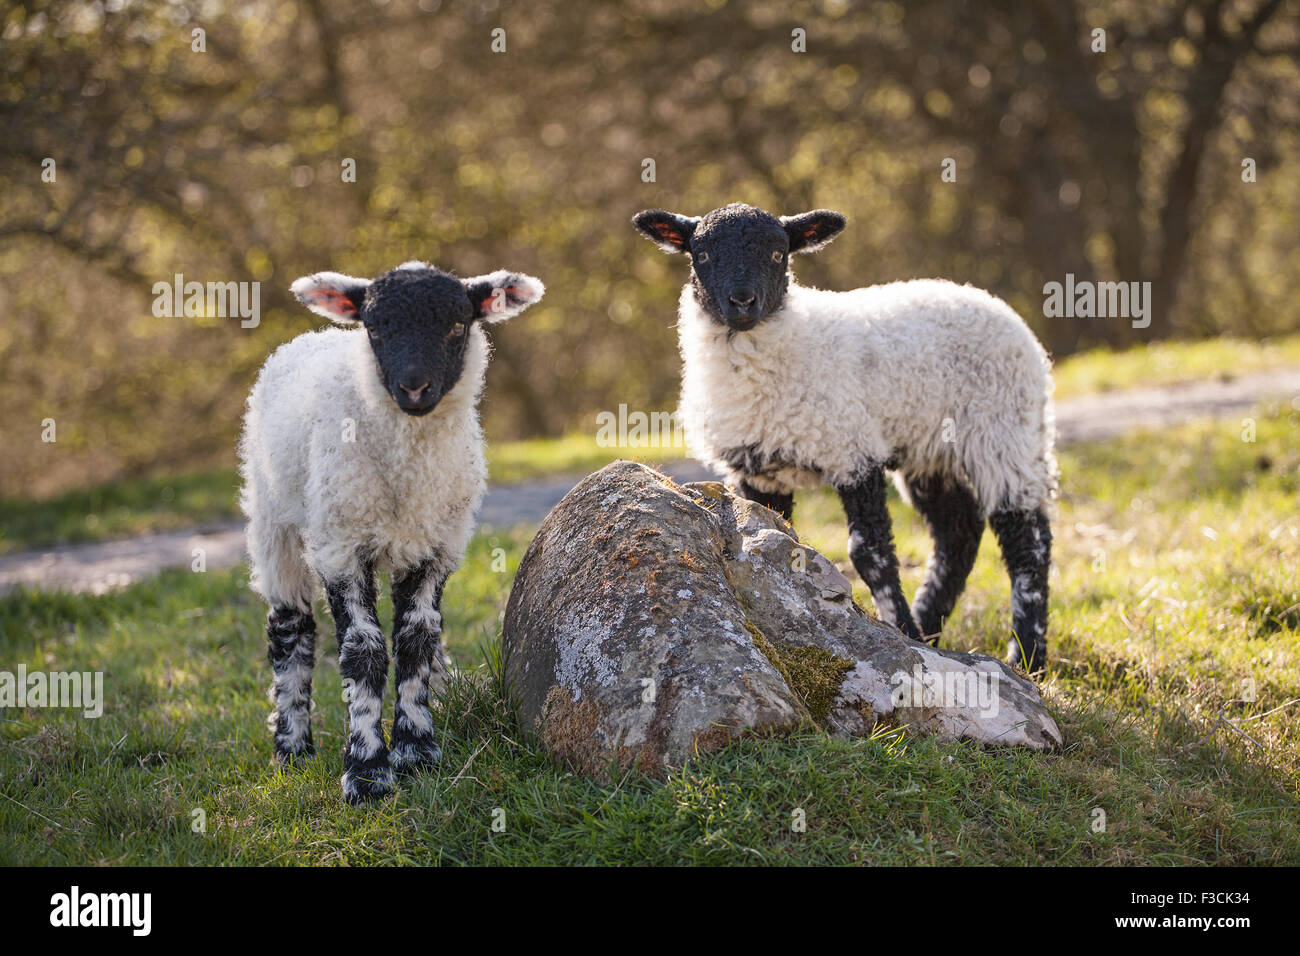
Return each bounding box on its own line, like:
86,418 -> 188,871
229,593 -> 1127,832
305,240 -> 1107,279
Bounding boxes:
502,461 -> 1062,776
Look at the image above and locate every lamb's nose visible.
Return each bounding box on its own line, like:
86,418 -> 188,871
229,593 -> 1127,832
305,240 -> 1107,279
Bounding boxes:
729,292 -> 756,309
401,381 -> 429,401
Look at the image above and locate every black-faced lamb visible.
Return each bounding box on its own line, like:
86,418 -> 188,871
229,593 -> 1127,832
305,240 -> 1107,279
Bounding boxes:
239,261 -> 544,803
632,203 -> 1057,672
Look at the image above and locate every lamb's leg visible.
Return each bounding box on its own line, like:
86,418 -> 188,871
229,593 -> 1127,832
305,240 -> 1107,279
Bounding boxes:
837,468 -> 923,642
266,604 -> 317,765
388,557 -> 451,775
989,507 -> 1052,674
324,560 -> 394,805
903,473 -> 985,642
738,478 -> 795,522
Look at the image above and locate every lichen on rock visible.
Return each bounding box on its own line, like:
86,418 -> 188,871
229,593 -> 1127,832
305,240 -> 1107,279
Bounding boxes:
502,460 -> 1062,777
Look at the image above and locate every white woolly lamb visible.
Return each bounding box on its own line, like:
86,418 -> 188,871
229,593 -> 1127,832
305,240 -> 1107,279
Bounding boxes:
633,203 -> 1056,672
239,260 -> 543,804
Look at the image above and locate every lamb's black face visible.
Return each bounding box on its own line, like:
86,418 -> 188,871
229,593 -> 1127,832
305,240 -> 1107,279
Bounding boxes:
291,261 -> 545,417
361,269 -> 475,416
688,205 -> 790,330
632,203 -> 848,332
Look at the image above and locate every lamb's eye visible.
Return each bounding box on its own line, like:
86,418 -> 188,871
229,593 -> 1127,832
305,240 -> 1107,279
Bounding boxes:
695,250 -> 709,263
771,250 -> 784,262
447,322 -> 466,338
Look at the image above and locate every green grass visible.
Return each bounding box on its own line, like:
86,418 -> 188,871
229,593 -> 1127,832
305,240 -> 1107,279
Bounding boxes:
1051,332 -> 1300,400
1,405 -> 1297,864
0,468 -> 244,556
486,432 -> 684,484
4,336 -> 1298,555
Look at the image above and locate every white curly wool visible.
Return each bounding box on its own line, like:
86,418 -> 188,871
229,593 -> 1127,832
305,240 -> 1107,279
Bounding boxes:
239,323 -> 491,607
676,277 -> 1058,515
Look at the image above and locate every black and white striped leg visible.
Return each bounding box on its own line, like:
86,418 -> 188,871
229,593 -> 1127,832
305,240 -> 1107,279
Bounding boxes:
738,478 -> 795,522
267,604 -> 316,766
903,473 -> 985,642
388,557 -> 450,775
837,468 -> 923,642
324,560 -> 394,805
989,507 -> 1052,674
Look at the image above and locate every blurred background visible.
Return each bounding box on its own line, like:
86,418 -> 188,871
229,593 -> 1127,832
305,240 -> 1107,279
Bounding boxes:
2,0 -> 1298,499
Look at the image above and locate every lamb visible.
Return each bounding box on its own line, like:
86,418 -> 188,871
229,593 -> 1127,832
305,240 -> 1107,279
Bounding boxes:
632,203 -> 1057,673
239,260 -> 544,803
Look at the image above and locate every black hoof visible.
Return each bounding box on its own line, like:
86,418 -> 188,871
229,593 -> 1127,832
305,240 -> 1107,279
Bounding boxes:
273,742 -> 315,769
389,738 -> 443,776
1005,639 -> 1047,676
340,754 -> 395,806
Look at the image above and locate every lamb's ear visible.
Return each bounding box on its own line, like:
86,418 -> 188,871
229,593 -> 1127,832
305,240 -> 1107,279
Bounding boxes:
780,210 -> 847,254
290,271 -> 371,324
631,209 -> 699,253
464,271 -> 545,323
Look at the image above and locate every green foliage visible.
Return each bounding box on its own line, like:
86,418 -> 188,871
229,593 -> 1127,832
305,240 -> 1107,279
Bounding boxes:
1,408 -> 1297,865
2,0 -> 1298,498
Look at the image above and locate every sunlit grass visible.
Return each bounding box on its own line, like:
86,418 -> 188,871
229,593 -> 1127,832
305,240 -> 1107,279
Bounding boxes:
485,430 -> 685,485
1050,332 -> 1300,400
0,468 -> 242,555
1,406 -> 1297,864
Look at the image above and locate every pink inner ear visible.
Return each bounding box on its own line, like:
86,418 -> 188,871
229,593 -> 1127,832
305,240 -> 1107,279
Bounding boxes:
653,224 -> 685,245
479,287 -> 524,313
310,288 -> 357,315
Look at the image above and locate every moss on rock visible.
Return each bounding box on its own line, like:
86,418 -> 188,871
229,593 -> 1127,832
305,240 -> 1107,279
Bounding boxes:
743,618 -> 855,725
777,644 -> 857,723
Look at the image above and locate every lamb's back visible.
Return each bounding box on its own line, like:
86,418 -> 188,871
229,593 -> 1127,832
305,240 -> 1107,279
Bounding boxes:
797,279 -> 1050,434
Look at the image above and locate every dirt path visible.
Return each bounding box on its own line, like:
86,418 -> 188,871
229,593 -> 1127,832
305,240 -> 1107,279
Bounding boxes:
1052,365 -> 1299,445
2,367 -> 1297,595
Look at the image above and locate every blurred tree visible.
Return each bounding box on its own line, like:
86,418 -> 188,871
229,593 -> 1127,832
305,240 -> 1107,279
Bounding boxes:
816,0 -> 1300,352
0,0 -> 1296,497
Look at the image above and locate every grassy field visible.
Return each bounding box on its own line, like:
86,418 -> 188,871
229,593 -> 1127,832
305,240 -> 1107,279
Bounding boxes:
1,403 -> 1296,865
3,335 -> 1298,555
1050,332 -> 1300,399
